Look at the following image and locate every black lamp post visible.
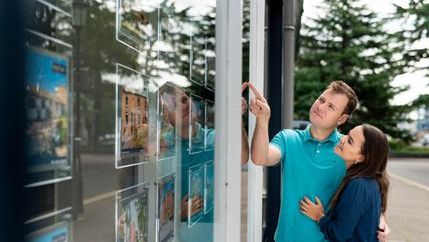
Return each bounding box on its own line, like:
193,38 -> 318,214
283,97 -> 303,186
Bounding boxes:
72,0 -> 88,219
72,0 -> 88,27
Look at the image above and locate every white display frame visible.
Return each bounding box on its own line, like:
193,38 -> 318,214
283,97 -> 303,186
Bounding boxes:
115,182 -> 150,242
204,160 -> 214,214
115,0 -> 160,53
189,28 -> 207,86
205,34 -> 215,91
24,207 -> 73,242
204,99 -> 215,151
24,30 -> 73,188
115,63 -> 150,169
156,83 -> 178,162
187,164 -> 204,228
189,93 -> 205,155
156,174 -> 176,242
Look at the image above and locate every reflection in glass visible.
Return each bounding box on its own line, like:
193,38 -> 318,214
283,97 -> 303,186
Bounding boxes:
24,0 -> 72,43
190,26 -> 206,85
25,47 -> 71,186
204,161 -> 214,214
157,84 -> 178,161
116,64 -> 149,168
116,0 -> 159,52
189,94 -> 205,154
23,0 -> 217,241
205,46 -> 215,90
157,175 -> 175,242
25,208 -> 72,242
27,222 -> 69,242
205,100 -> 215,150
187,165 -> 204,227
116,184 -> 150,242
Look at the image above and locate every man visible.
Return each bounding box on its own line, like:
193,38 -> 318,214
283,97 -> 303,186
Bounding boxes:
246,81 -> 389,241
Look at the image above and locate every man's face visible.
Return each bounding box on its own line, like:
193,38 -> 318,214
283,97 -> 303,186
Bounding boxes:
178,92 -> 191,126
309,89 -> 349,129
161,88 -> 190,127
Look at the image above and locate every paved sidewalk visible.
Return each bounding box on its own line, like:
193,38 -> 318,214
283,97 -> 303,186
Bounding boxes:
386,171 -> 429,242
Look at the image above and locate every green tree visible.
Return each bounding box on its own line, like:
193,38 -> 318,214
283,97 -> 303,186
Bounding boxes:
395,0 -> 429,124
295,0 -> 413,141
395,0 -> 429,71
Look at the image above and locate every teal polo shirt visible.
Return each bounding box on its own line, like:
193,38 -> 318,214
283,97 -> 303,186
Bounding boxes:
270,125 -> 346,242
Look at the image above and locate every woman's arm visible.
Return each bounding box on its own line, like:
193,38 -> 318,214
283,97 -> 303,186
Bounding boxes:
318,180 -> 370,241
301,179 -> 370,241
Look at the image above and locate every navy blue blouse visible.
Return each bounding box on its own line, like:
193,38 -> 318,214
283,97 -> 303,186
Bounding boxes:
319,177 -> 381,242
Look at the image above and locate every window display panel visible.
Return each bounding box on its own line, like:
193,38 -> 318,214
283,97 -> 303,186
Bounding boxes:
189,94 -> 205,154
190,26 -> 206,85
187,165 -> 204,228
155,81 -> 215,241
24,0 -> 72,43
22,0 -> 217,242
116,0 -> 159,53
157,84 -> 178,161
27,222 -> 69,242
205,100 -> 215,151
205,40 -> 215,90
116,63 -> 150,168
116,183 -> 150,242
204,161 -> 214,214
157,175 -> 175,242
25,46 -> 72,186
25,208 -> 72,242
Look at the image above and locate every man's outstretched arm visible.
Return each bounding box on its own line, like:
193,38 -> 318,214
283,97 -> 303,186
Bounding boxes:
248,83 -> 281,166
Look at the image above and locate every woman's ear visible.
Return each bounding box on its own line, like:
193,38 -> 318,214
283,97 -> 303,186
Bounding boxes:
358,154 -> 365,163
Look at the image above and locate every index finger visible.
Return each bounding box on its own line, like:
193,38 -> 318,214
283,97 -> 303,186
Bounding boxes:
241,82 -> 248,93
248,82 -> 265,101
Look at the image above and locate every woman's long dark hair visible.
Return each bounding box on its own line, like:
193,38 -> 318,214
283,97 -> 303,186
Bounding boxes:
330,124 -> 390,213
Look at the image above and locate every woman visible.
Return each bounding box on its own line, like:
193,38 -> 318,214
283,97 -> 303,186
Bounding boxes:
300,124 -> 389,241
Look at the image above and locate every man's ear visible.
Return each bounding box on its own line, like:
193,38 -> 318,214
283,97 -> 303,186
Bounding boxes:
337,114 -> 349,126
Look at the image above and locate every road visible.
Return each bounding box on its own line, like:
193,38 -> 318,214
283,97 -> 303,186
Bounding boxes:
387,157 -> 429,242
74,156 -> 429,241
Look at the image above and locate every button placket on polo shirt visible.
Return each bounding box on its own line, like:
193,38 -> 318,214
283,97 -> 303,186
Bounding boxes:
314,142 -> 322,162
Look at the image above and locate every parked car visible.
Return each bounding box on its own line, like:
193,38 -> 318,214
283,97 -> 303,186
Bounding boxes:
422,134 -> 429,146
292,120 -> 310,130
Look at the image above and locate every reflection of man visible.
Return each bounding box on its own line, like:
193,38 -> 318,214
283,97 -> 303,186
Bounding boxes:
160,190 -> 174,224
158,83 -> 248,242
159,84 -> 209,221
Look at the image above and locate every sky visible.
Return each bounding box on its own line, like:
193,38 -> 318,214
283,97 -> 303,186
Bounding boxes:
302,0 -> 429,113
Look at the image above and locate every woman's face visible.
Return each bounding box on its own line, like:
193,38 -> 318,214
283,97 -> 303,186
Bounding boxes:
334,125 -> 365,166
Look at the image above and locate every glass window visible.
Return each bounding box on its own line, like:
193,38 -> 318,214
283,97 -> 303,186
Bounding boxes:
23,0 -> 217,242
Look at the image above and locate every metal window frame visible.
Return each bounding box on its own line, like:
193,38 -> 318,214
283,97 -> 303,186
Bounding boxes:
214,0 -> 243,241
247,0 -> 265,241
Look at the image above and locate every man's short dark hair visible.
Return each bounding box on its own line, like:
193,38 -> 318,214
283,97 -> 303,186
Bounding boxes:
325,80 -> 358,115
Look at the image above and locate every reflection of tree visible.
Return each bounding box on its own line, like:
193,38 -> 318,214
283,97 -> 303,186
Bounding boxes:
136,196 -> 148,242
158,1 -> 216,93
24,0 -> 72,50
26,0 -> 218,153
78,2 -> 137,152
